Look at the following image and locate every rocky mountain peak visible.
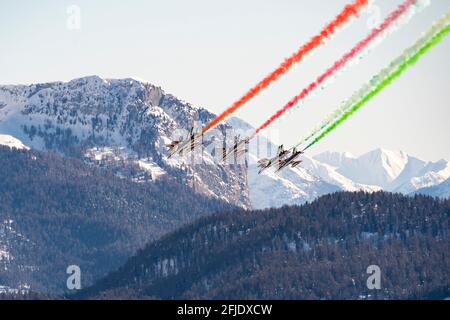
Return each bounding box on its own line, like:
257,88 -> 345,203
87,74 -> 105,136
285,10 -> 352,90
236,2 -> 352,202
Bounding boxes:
0,76 -> 250,208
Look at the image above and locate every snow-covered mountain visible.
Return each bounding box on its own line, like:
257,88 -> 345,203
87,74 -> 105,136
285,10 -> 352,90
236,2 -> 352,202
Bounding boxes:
230,116 -> 449,208
315,149 -> 410,189
247,153 -> 341,209
1,76 -> 448,211
2,76 -> 448,295
312,149 -> 450,199
392,159 -> 450,194
228,117 -> 381,209
413,177 -> 450,198
0,76 -> 250,208
249,149 -> 450,208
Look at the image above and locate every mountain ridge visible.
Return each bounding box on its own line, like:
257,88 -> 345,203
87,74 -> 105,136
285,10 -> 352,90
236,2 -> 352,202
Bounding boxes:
1,76 -> 449,211
0,76 -> 250,208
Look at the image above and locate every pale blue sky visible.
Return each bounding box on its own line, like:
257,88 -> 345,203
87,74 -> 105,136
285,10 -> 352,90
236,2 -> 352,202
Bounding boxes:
1,0 -> 449,160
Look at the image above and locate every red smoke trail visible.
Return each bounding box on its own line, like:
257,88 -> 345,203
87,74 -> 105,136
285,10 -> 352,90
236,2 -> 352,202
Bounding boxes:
255,0 -> 415,134
201,0 -> 369,135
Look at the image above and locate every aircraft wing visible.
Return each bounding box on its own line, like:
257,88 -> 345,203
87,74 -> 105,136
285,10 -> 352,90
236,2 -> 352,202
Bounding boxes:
275,160 -> 289,173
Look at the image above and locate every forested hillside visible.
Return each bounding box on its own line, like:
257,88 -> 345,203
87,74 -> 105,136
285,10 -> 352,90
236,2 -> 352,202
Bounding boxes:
79,192 -> 449,300
0,146 -> 236,293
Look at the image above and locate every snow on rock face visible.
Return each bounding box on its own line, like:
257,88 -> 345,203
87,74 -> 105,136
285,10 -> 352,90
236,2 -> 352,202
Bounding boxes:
247,153 -> 340,209
413,177 -> 450,198
0,76 -> 250,208
137,159 -> 166,180
312,149 -> 449,197
228,117 -> 447,209
332,148 -> 409,188
1,77 -> 447,210
230,118 -> 379,209
395,161 -> 450,194
301,156 -> 381,193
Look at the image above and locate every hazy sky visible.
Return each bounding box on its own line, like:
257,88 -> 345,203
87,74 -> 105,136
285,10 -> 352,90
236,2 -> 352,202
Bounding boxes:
1,0 -> 449,160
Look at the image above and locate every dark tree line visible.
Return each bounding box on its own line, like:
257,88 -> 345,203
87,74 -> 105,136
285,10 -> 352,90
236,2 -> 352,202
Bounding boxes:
0,146 -> 237,294
79,191 -> 449,300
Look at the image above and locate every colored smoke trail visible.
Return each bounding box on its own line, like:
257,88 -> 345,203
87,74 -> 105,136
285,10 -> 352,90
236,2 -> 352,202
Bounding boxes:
200,0 -> 370,135
295,4 -> 447,150
255,0 -> 416,134
303,22 -> 450,151
288,0 -> 430,116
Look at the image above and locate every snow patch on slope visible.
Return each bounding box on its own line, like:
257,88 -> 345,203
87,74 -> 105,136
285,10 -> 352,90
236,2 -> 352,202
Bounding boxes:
247,154 -> 340,209
302,156 -> 381,192
313,149 -> 450,198
395,161 -> 450,194
0,134 -> 29,150
137,159 -> 166,180
413,177 -> 450,198
334,149 -> 409,188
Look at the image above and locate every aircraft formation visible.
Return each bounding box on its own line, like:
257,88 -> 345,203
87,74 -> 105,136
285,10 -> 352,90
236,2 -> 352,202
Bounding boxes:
166,0 -> 450,174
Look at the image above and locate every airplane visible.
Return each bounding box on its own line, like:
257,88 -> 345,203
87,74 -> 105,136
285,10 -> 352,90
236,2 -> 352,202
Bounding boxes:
166,127 -> 203,158
257,145 -> 289,173
275,147 -> 303,173
222,135 -> 250,162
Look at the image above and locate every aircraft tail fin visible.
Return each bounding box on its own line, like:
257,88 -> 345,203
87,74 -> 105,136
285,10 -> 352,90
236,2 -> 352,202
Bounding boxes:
277,145 -> 284,155
222,147 -> 228,161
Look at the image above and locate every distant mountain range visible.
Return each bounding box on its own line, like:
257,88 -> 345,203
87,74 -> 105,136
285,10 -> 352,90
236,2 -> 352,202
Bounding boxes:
414,177 -> 450,198
1,76 -> 448,213
230,118 -> 450,208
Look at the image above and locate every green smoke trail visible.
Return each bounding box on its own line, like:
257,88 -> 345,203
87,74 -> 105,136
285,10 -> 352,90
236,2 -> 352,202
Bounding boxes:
303,23 -> 450,151
295,9 -> 450,149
